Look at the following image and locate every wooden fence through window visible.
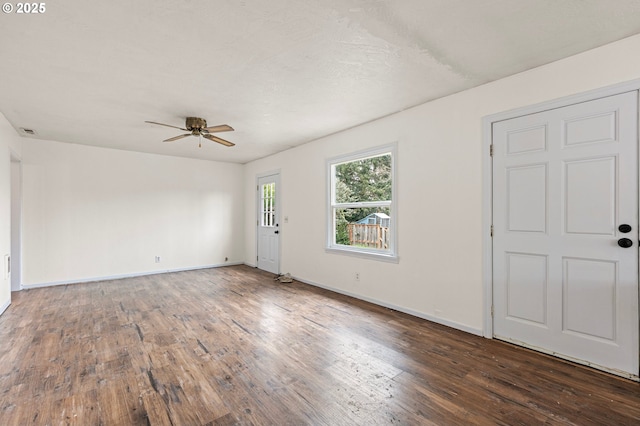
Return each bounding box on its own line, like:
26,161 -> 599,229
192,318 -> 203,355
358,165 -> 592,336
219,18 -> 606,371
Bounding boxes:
347,223 -> 389,249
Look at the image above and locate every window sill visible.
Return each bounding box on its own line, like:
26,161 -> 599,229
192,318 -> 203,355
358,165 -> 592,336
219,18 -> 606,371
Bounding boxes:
325,246 -> 399,263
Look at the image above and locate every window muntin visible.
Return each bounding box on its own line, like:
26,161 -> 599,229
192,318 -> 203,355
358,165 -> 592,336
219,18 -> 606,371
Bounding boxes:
327,144 -> 396,260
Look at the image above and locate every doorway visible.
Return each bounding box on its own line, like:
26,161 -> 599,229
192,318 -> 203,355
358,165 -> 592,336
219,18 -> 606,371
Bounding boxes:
257,173 -> 280,274
10,155 -> 21,292
488,89 -> 639,379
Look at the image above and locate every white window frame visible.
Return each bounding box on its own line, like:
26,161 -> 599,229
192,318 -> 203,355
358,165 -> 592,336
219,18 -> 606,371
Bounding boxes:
326,143 -> 398,262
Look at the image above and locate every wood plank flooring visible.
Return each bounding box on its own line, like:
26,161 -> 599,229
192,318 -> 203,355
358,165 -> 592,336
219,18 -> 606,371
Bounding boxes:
0,265 -> 638,425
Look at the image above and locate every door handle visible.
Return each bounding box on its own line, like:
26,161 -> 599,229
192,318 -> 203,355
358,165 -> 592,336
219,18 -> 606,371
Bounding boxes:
618,238 -> 633,248
619,224 -> 632,233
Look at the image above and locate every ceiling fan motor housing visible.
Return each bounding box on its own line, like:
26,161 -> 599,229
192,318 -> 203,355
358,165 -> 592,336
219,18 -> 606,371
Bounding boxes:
186,117 -> 207,131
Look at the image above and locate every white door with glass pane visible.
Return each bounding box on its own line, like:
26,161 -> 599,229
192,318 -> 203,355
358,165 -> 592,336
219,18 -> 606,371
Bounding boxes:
492,91 -> 639,378
257,174 -> 280,274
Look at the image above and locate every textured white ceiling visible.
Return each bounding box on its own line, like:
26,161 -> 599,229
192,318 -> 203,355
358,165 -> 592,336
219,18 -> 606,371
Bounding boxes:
2,0 -> 640,163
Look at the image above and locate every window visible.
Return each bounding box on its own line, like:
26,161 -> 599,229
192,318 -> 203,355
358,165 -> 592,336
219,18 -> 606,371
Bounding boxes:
261,182 -> 276,227
327,144 -> 397,261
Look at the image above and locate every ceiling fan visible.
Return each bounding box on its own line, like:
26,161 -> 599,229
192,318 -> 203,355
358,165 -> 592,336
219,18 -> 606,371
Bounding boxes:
145,117 -> 235,147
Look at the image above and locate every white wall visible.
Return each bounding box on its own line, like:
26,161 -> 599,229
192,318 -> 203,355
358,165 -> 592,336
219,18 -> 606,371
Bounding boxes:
244,34 -> 640,335
21,139 -> 244,287
0,113 -> 22,313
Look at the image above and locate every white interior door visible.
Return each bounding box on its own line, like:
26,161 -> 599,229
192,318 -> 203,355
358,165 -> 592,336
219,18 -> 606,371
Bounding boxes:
257,174 -> 280,274
492,91 -> 639,378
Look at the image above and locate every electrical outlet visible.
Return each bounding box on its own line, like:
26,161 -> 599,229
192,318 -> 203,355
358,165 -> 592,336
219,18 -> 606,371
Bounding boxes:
355,272 -> 360,282
155,256 -> 161,263
225,257 -> 228,262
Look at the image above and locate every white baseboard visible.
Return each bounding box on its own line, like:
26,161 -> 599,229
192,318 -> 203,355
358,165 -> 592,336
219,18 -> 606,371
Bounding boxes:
292,275 -> 483,337
21,262 -> 244,289
0,298 -> 10,316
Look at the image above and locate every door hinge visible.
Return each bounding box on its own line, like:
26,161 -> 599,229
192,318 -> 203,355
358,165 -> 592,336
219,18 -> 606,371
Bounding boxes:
490,225 -> 494,237
491,305 -> 494,317
489,144 -> 494,157
257,185 -> 259,191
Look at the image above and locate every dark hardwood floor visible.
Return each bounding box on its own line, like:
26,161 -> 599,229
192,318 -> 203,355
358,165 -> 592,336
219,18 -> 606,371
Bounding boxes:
0,265 -> 638,425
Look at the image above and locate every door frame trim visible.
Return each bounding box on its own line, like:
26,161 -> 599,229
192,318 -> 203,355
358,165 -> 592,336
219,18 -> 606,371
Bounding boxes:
482,78 -> 640,339
255,170 -> 281,273
10,152 -> 22,292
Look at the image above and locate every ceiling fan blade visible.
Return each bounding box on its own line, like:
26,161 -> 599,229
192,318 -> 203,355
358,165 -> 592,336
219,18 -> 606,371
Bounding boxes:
202,124 -> 234,133
203,133 -> 235,147
163,134 -> 192,142
145,121 -> 188,131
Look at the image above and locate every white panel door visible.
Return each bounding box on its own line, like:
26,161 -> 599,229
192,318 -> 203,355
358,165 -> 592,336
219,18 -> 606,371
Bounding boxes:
493,91 -> 639,378
257,174 -> 280,274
